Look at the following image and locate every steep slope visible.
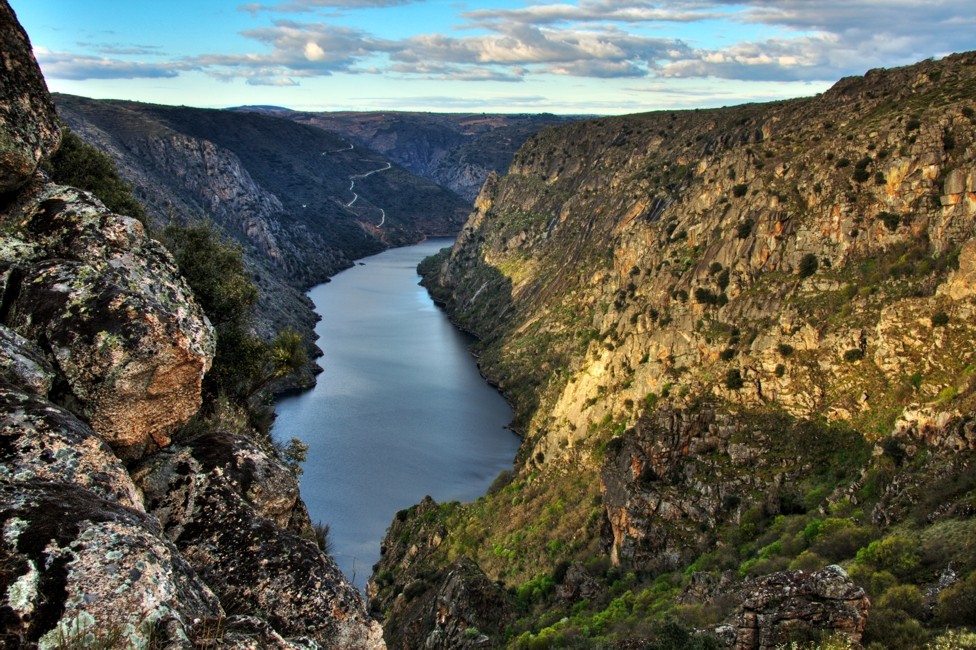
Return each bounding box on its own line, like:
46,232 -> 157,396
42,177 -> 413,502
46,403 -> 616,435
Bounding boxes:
251,110 -> 580,202
373,53 -> 976,648
54,95 -> 471,358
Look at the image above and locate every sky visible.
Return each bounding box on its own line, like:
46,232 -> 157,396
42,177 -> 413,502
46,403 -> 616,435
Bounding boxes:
10,0 -> 975,115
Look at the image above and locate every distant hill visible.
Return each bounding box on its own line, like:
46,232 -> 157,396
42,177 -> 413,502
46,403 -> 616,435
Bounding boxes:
236,108 -> 582,201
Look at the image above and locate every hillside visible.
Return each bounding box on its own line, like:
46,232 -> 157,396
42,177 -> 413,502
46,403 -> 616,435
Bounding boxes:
243,109 -> 580,202
53,94 -> 471,365
372,53 -> 976,649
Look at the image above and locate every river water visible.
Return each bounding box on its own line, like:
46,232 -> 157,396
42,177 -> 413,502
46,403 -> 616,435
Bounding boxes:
272,237 -> 519,590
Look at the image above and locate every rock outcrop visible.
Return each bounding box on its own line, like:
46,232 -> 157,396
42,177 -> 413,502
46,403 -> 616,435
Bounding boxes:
730,565 -> 870,650
0,3 -> 384,647
134,430 -> 384,647
4,183 -> 215,460
0,1 -> 60,193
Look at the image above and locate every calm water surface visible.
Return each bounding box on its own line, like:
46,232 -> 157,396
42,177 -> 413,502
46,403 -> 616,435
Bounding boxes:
272,238 -> 519,590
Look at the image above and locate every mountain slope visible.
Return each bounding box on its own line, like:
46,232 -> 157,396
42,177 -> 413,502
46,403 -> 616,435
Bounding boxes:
247,110 -> 581,202
373,53 -> 976,649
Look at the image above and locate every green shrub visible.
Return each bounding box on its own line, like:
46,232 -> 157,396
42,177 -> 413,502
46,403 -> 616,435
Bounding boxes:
43,127 -> 147,223
777,343 -> 794,357
855,536 -> 920,580
935,571 -> 976,626
931,311 -> 949,327
732,183 -> 748,198
878,584 -> 925,619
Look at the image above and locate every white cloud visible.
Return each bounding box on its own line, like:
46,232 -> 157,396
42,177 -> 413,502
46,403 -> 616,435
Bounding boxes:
33,47 -> 190,80
32,1 -> 975,97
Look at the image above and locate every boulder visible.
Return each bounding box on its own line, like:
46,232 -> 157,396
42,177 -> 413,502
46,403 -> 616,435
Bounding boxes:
730,565 -> 870,650
375,557 -> 513,650
0,479 -> 222,648
133,430 -> 383,649
0,0 -> 61,193
3,185 -> 215,460
0,385 -> 142,509
0,324 -> 55,396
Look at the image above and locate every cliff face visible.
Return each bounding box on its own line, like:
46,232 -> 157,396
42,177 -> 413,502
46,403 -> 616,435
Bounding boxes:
378,53 -> 976,647
0,3 -> 383,647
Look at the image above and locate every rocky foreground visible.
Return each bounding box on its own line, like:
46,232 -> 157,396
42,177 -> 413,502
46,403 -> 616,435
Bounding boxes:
0,3 -> 383,647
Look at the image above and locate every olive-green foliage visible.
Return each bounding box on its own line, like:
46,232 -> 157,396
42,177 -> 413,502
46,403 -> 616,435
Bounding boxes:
935,571 -> 976,626
42,127 -> 147,223
159,223 -> 306,401
159,224 -> 258,329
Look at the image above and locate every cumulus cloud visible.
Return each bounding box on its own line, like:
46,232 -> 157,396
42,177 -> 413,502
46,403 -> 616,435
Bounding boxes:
33,1 -> 974,91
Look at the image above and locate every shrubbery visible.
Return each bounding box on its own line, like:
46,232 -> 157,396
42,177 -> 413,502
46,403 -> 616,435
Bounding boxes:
43,126 -> 147,222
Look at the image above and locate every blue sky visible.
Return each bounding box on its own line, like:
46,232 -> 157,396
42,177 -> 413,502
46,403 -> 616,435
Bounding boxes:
10,0 -> 974,115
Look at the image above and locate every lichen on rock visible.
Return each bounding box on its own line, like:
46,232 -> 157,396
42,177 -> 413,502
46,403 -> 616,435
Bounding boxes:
3,184 -> 216,461
0,1 -> 61,193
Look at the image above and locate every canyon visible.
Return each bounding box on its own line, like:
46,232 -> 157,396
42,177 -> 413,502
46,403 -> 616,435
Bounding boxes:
2,0 -> 975,645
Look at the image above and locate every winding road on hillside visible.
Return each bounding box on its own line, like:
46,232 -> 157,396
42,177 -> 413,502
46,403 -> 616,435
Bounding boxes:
324,143 -> 391,227
345,162 -> 392,227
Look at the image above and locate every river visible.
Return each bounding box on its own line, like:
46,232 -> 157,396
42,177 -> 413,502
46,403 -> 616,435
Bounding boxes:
272,237 -> 519,590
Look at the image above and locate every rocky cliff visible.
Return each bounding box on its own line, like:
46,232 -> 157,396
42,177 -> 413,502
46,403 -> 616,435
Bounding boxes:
375,53 -> 976,648
0,3 -> 383,647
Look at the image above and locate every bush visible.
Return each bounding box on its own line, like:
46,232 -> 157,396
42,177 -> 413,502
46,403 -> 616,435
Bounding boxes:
43,127 -> 147,223
878,584 -> 925,619
776,343 -> 794,357
878,211 -> 901,231
843,349 -> 864,362
725,369 -> 744,390
931,311 -> 949,327
855,536 -> 920,580
935,571 -> 976,626
798,253 -> 819,278
694,287 -> 719,305
736,219 -> 754,238
732,183 -> 748,198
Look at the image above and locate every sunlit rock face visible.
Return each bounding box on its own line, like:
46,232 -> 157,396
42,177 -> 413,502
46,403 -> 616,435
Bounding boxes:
4,184 -> 215,460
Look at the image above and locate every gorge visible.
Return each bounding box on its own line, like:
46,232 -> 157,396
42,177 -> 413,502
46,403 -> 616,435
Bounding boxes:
272,238 -> 519,592
2,0 -> 976,646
